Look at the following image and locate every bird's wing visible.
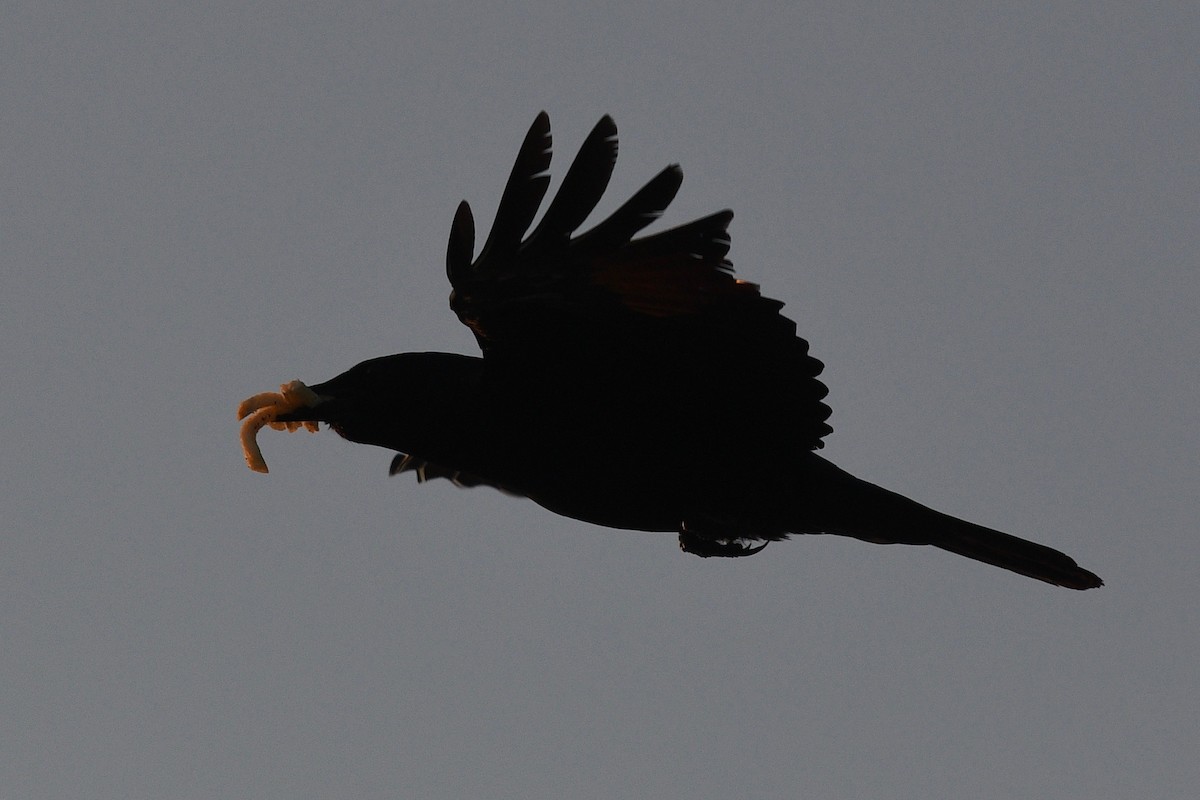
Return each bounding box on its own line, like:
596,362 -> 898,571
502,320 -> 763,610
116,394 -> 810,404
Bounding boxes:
445,112 -> 833,449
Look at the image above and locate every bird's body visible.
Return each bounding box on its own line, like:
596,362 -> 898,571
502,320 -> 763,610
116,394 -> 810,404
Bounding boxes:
239,112 -> 1102,590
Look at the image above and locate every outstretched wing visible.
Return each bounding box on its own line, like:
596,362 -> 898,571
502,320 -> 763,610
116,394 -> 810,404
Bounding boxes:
444,112 -> 833,449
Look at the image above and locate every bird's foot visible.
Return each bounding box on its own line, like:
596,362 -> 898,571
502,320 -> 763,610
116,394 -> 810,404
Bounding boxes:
678,528 -> 769,558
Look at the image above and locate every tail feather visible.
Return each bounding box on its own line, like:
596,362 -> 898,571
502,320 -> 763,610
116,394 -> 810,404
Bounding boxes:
819,468 -> 1104,590
923,511 -> 1103,590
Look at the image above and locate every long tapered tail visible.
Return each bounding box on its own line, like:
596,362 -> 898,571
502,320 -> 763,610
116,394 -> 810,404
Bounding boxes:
808,461 -> 1104,590
913,506 -> 1102,589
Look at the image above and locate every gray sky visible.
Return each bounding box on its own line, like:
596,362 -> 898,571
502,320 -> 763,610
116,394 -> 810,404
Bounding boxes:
3,1 -> 1197,798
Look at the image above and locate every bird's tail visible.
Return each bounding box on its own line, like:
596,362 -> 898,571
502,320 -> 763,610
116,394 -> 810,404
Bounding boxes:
915,507 -> 1102,589
807,463 -> 1103,590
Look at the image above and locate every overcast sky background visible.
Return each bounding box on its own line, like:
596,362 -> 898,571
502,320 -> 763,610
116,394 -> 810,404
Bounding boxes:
3,2 -> 1197,798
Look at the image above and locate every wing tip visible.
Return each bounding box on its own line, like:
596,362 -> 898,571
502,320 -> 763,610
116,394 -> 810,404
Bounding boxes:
446,199 -> 476,282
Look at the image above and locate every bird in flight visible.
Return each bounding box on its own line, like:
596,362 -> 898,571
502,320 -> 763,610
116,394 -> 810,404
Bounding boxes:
238,112 -> 1102,590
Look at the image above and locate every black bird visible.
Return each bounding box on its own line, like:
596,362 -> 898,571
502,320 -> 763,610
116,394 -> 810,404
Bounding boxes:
238,112 -> 1102,590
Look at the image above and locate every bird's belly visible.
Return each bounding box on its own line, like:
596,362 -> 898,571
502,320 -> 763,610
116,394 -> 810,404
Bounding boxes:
501,457 -> 682,532
501,445 -> 770,534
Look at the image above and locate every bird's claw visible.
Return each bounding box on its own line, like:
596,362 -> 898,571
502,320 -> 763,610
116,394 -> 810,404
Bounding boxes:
678,529 -> 769,558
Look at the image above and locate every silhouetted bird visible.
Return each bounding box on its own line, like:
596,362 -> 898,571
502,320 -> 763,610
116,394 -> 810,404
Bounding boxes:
238,112 -> 1102,590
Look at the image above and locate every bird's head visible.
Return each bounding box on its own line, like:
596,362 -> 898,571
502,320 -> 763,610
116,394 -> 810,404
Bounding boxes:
237,352 -> 482,473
